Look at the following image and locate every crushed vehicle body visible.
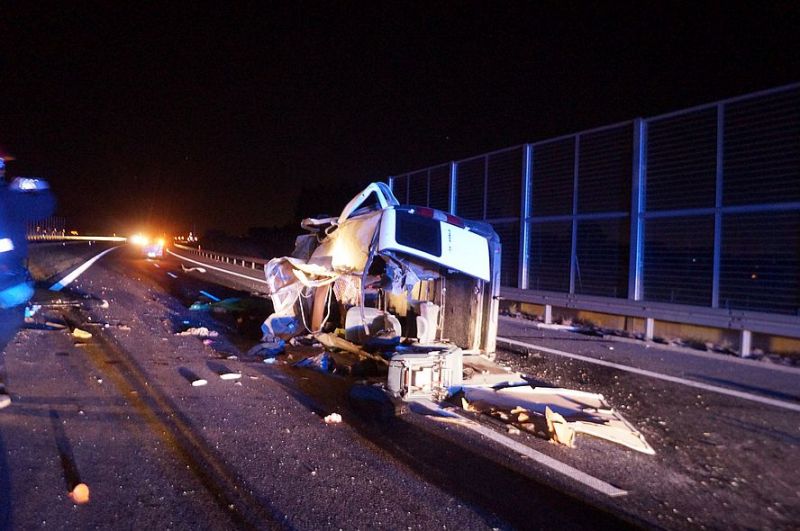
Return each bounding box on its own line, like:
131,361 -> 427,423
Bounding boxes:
260,182 -> 654,454
261,182 -> 501,395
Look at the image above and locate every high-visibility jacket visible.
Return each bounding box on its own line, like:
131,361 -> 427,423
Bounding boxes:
0,179 -> 55,308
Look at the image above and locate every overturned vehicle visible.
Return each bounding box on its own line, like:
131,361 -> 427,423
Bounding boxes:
260,182 -> 500,400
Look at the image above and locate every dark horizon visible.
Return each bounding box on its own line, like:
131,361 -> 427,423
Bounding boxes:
2,3 -> 799,236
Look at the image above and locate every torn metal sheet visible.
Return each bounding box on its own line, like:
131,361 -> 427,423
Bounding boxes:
461,384 -> 655,455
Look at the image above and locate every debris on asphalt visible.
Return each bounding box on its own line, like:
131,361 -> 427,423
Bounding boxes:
545,406 -> 576,447
294,352 -> 336,373
460,384 -> 655,454
199,289 -> 220,302
71,328 -> 92,339
246,338 -> 286,358
99,299 -> 109,309
24,304 -> 41,321
324,412 -> 342,424
179,367 -> 207,387
117,324 -> 131,331
177,327 -> 219,338
219,371 -> 241,380
68,483 -> 90,505
45,321 -> 67,330
202,339 -> 214,346
263,357 -> 278,365
315,333 -> 386,364
181,264 -> 207,273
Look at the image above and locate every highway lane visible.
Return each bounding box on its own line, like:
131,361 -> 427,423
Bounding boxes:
0,246 -> 639,530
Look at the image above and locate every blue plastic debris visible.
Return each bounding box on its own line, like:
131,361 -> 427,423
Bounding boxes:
293,352 -> 336,373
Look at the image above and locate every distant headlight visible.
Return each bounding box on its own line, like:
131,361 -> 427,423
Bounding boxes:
130,234 -> 149,246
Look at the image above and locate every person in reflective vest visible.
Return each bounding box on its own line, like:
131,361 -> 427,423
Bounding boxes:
0,154 -> 55,409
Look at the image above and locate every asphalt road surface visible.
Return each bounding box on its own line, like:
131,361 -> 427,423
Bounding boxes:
1,244 -> 797,529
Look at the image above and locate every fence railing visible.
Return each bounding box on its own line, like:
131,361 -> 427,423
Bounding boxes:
389,83 -> 800,350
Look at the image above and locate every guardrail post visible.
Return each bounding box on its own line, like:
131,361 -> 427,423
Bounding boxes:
740,329 -> 752,357
645,317 -> 655,341
544,304 -> 552,324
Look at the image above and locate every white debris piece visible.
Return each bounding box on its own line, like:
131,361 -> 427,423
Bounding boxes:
177,327 -> 219,338
191,379 -> 208,387
72,328 -> 92,339
462,384 -> 655,454
324,413 -> 342,424
219,372 -> 242,381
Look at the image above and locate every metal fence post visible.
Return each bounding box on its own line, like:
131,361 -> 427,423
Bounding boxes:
449,162 -> 457,215
518,144 -> 532,289
629,119 -> 646,300
569,136 -> 580,294
712,103 -> 725,308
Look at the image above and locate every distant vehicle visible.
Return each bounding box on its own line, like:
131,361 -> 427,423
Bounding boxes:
130,233 -> 166,259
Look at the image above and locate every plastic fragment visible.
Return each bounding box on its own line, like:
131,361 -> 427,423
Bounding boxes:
324,413 -> 342,424
72,328 -> 92,339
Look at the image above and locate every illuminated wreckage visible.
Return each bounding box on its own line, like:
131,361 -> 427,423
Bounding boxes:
259,183 -> 654,454
261,182 -> 500,397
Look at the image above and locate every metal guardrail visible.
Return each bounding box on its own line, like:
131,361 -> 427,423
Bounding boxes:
174,243 -> 799,356
173,244 -> 269,271
502,287 -> 800,340
28,235 -> 127,242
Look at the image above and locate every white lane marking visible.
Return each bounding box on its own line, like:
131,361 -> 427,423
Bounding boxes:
444,407 -> 626,497
50,246 -> 120,291
498,337 -> 800,413
167,250 -> 268,285
166,272 -> 178,279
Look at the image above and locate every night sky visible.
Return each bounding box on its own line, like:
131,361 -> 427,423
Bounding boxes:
1,3 -> 798,235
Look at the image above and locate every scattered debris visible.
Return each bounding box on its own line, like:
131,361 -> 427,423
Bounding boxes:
177,327 -> 219,338
117,324 -> 131,331
460,384 -> 655,454
167,272 -> 178,279
324,413 -> 342,424
99,300 -> 109,309
387,348 -> 463,401
181,264 -> 207,273
220,372 -> 241,380
246,338 -> 286,358
546,406 -> 576,447
24,304 -> 41,320
71,328 -> 92,340
202,339 -> 214,346
263,357 -> 278,365
315,333 -> 385,364
294,352 -> 336,373
199,290 -> 220,302
45,321 -> 67,330
68,483 -> 90,505
179,367 -> 207,387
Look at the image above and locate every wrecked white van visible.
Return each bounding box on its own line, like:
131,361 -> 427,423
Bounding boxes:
261,182 -> 501,399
